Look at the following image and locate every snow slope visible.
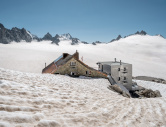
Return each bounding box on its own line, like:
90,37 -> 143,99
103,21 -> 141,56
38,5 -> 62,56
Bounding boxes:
0,35 -> 166,79
0,68 -> 166,127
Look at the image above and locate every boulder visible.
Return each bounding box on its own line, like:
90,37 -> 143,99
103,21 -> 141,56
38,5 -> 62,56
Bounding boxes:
108,83 -> 131,98
135,89 -> 162,98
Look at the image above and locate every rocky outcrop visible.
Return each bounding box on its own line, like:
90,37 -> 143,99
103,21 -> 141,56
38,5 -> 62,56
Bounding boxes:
59,33 -> 72,40
32,34 -> 41,41
110,35 -> 122,42
82,41 -> 88,44
92,41 -> 103,45
51,34 -> 60,45
1,23 -> 164,45
134,89 -> 162,98
0,23 -> 33,44
51,33 -> 83,45
135,30 -> 147,35
108,84 -> 131,98
42,32 -> 53,41
133,76 -> 166,84
0,23 -> 86,45
124,30 -> 147,38
71,38 -> 80,45
156,34 -> 165,38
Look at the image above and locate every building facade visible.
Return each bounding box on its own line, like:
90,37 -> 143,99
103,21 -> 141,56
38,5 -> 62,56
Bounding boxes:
42,51 -> 107,78
97,59 -> 132,90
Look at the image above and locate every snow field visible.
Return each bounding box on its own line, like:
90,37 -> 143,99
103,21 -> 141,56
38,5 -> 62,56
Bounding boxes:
0,35 -> 166,79
0,68 -> 166,127
0,34 -> 166,126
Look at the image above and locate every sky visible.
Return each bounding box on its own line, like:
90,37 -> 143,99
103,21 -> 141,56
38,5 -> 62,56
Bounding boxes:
0,0 -> 166,43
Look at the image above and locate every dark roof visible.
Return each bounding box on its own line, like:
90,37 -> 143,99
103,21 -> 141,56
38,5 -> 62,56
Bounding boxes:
56,55 -> 72,66
76,59 -> 107,77
50,52 -> 107,77
77,59 -> 96,71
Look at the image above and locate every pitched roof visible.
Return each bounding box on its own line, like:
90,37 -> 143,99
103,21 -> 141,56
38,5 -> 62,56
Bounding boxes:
43,51 -> 107,77
75,59 -> 107,77
77,59 -> 96,71
56,55 -> 72,66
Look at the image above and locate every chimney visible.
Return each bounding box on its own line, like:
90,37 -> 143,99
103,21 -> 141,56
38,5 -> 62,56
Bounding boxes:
63,53 -> 69,59
73,50 -> 79,60
115,58 -> 116,62
120,60 -> 122,65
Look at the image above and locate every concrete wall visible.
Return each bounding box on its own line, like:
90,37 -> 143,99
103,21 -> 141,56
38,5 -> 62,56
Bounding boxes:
103,64 -> 111,74
111,64 -> 132,90
99,63 -> 132,90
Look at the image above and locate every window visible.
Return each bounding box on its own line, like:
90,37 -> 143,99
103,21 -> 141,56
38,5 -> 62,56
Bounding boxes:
124,67 -> 126,71
86,71 -> 88,75
70,62 -> 76,66
118,77 -> 120,81
124,77 -> 126,80
118,68 -> 120,71
89,71 -> 91,75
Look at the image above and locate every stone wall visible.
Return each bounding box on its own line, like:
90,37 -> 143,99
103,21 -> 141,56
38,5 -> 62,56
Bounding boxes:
55,58 -> 107,78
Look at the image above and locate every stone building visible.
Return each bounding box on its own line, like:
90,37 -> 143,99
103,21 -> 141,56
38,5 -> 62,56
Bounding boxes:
42,51 -> 107,78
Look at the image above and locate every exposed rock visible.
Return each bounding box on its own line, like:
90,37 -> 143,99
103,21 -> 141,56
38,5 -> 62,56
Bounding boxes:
108,84 -> 131,98
110,35 -> 122,42
135,89 -> 162,98
59,33 -> 72,40
51,34 -> 60,45
42,32 -> 53,41
135,30 -> 147,35
1,23 -> 164,46
82,41 -> 88,44
32,34 -> 41,41
0,23 -> 33,44
71,38 -> 80,45
156,34 -> 165,38
0,23 -> 5,29
51,33 -> 83,45
117,30 -> 147,41
133,76 -> 166,84
116,35 -> 122,40
92,41 -> 103,45
92,42 -> 96,45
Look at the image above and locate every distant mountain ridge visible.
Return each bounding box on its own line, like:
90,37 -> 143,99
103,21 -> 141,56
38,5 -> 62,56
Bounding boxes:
0,23 -> 33,44
42,33 -> 85,45
0,23 -> 165,45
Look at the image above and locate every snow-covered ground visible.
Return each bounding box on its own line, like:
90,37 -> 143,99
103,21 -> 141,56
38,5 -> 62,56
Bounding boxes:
0,35 -> 166,126
0,35 -> 166,79
0,68 -> 166,127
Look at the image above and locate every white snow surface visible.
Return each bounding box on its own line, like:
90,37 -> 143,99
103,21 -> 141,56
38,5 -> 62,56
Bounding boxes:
0,34 -> 166,126
0,68 -> 166,126
0,35 -> 166,79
